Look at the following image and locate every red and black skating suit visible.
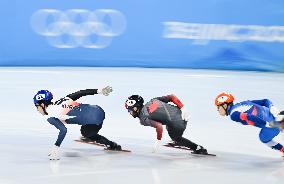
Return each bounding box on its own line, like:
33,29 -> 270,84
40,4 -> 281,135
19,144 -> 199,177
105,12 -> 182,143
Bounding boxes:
138,95 -> 200,150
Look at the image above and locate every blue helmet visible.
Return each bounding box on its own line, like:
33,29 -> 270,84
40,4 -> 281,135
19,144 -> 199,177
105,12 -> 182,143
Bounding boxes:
33,90 -> 53,106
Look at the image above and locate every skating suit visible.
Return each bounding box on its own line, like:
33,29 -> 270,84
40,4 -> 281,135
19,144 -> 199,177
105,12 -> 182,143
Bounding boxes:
228,99 -> 284,152
45,89 -> 105,146
138,95 -> 187,140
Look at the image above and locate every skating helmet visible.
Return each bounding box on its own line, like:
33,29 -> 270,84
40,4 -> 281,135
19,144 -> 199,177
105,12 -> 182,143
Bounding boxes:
33,90 -> 53,106
125,95 -> 144,118
215,92 -> 234,106
275,110 -> 284,123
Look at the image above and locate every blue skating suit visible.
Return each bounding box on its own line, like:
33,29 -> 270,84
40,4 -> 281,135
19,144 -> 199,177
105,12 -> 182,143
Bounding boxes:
45,89 -> 105,147
228,99 -> 284,153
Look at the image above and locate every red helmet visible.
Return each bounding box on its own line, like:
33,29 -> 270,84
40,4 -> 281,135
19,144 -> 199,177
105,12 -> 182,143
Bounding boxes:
215,92 -> 234,106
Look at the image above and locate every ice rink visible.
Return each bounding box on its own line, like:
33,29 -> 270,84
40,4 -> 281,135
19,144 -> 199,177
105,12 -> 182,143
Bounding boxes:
0,67 -> 284,184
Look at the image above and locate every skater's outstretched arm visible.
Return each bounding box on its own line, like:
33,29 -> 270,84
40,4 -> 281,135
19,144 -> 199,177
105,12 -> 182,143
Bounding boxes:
46,117 -> 67,160
67,89 -> 98,101
251,99 -> 273,108
155,94 -> 184,109
47,117 -> 67,147
141,117 -> 163,140
251,99 -> 280,118
67,86 -> 113,100
149,121 -> 163,153
152,122 -> 163,140
155,94 -> 189,121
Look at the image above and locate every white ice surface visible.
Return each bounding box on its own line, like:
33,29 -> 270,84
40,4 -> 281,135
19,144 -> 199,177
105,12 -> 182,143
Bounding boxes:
0,67 -> 284,184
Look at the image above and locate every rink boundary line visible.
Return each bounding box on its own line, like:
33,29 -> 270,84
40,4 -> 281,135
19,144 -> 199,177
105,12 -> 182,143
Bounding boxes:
0,70 -> 62,74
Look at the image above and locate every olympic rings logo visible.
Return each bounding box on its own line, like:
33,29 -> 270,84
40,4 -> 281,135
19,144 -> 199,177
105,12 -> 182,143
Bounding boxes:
30,9 -> 127,49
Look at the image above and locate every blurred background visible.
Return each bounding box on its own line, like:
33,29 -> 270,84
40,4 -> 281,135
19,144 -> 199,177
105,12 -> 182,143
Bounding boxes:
0,0 -> 284,71
1,1 -> 284,183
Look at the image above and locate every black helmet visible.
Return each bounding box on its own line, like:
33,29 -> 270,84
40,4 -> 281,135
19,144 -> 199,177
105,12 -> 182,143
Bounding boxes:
275,110 -> 284,123
125,95 -> 144,118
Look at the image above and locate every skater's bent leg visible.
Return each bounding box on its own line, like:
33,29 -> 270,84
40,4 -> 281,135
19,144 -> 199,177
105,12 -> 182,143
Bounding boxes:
175,137 -> 198,150
167,125 -> 198,150
80,124 -> 121,150
80,124 -> 102,138
89,134 -> 116,147
259,127 -> 284,153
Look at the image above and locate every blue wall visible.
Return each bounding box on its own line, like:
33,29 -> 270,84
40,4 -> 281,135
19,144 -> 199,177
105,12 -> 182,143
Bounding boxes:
1,0 -> 284,72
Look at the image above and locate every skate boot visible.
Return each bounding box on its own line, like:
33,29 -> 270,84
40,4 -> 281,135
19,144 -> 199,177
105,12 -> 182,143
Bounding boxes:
108,142 -> 122,151
192,145 -> 208,155
80,136 -> 92,142
167,141 -> 178,147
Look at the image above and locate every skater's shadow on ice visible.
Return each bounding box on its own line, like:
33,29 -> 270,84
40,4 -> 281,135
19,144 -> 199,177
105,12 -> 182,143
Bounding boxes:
63,148 -> 108,158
